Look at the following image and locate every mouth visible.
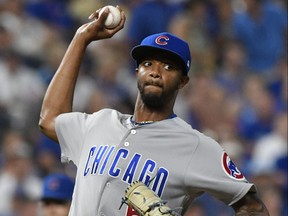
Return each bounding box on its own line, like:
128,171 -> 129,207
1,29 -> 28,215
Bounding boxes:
142,82 -> 163,96
144,85 -> 162,92
144,84 -> 163,92
144,80 -> 163,88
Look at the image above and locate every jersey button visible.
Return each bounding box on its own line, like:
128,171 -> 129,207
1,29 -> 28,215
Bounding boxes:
106,182 -> 111,187
131,129 -> 136,134
124,142 -> 129,147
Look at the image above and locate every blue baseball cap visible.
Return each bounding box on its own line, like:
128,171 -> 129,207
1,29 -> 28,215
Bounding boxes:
42,174 -> 74,201
131,32 -> 191,75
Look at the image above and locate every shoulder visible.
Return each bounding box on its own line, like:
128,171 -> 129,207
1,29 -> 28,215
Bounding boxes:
58,108 -> 123,119
172,117 -> 222,149
56,108 -> 125,126
173,117 -> 216,138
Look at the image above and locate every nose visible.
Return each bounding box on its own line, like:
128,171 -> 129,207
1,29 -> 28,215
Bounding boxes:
149,63 -> 161,78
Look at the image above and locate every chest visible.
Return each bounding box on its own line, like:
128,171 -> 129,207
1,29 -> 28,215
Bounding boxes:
77,125 -> 197,196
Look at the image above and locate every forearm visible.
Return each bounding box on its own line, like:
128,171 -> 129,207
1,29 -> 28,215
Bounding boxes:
233,193 -> 270,216
43,35 -> 87,112
39,6 -> 126,141
39,35 -> 87,140
235,206 -> 270,216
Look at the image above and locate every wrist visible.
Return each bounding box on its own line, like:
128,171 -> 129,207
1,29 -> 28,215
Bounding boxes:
73,32 -> 90,48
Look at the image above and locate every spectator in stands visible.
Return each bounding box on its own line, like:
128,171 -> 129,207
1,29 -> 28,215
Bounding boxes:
0,50 -> 45,129
232,0 -> 287,77
237,75 -> 275,142
0,130 -> 42,215
128,0 -> 183,47
250,112 -> 287,174
40,173 -> 74,216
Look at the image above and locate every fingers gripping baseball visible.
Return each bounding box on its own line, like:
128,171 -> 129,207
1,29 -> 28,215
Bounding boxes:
76,5 -> 125,44
98,5 -> 122,29
121,181 -> 180,216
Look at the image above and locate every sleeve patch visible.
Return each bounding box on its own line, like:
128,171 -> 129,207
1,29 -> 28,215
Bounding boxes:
221,152 -> 245,181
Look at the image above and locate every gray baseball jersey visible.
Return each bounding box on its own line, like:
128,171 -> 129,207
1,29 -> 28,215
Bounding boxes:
55,108 -> 255,216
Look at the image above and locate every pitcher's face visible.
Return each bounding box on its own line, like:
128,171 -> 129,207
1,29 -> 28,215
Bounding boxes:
136,55 -> 188,108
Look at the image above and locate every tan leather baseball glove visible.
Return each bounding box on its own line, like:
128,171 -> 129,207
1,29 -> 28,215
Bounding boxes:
123,181 -> 179,216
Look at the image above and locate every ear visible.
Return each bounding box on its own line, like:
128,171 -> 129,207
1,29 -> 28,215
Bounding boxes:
135,68 -> 139,75
178,75 -> 189,89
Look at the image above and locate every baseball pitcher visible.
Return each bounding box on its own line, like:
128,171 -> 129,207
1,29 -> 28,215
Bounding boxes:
39,6 -> 270,216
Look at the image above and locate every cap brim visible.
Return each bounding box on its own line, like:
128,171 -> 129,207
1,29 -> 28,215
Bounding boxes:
41,192 -> 71,201
131,46 -> 187,74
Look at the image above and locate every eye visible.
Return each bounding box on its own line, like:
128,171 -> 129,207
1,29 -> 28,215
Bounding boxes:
143,61 -> 152,67
164,63 -> 174,71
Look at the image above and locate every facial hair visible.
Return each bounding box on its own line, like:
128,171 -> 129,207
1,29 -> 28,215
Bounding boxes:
137,81 -> 171,108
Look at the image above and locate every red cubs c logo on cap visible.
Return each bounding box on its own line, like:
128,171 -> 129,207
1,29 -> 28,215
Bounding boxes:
155,35 -> 169,45
48,179 -> 60,191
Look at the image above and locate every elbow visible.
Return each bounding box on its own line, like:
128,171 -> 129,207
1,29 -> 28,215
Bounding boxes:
233,192 -> 270,216
38,116 -> 58,142
38,121 -> 46,134
38,116 -> 48,133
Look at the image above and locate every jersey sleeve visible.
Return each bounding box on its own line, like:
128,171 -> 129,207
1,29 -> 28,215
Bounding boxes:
184,133 -> 256,206
55,112 -> 91,166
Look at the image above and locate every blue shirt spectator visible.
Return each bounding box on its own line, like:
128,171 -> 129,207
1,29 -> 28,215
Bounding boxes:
26,0 -> 76,30
41,173 -> 75,216
127,0 -> 183,46
232,1 -> 287,73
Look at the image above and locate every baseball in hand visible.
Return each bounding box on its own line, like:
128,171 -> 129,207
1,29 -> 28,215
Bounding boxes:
99,5 -> 121,29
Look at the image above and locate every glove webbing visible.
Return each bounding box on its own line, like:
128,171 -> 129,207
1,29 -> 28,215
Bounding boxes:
121,181 -> 181,216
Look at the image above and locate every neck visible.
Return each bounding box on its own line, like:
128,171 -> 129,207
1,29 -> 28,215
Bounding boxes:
133,94 -> 175,122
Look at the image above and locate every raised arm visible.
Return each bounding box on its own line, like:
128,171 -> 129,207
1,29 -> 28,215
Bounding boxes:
232,192 -> 270,216
39,6 -> 126,142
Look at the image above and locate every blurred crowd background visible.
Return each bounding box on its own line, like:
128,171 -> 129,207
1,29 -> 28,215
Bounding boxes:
0,0 -> 287,215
